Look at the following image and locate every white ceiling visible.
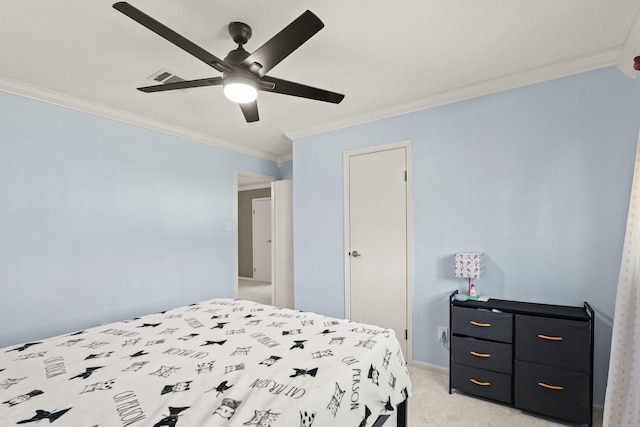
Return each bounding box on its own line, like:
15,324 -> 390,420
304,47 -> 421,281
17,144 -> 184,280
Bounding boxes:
1,1 -> 639,162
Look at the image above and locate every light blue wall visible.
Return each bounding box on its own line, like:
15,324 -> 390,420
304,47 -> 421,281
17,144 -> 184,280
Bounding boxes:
293,66 -> 640,405
0,91 -> 280,348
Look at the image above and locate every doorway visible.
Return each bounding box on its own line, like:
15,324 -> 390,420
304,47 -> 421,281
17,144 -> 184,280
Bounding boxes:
235,172 -> 276,305
343,140 -> 412,359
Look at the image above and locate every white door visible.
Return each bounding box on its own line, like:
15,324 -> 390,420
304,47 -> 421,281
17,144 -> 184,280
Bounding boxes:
252,197 -> 272,282
271,180 -> 294,308
344,142 -> 411,357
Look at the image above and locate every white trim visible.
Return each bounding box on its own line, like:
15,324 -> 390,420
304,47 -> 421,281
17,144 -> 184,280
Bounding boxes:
1,47 -> 623,159
239,182 -> 273,191
406,141 -> 414,366
270,180 -> 295,309
279,153 -> 293,163
0,76 -> 280,162
411,360 -> 448,374
234,172 -> 239,299
237,171 -> 279,182
276,154 -> 293,168
617,5 -> 640,77
343,139 -> 413,364
237,171 -> 278,191
286,48 -> 619,141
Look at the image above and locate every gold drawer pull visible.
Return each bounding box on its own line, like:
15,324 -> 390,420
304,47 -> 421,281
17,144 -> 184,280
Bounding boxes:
470,351 -> 491,358
538,382 -> 564,391
470,321 -> 491,327
538,334 -> 564,341
470,378 -> 491,386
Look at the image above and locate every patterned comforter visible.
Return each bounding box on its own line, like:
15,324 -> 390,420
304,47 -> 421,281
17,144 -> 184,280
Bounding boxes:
0,298 -> 411,426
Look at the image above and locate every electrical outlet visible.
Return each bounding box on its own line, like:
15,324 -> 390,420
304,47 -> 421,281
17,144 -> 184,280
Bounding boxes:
437,326 -> 448,342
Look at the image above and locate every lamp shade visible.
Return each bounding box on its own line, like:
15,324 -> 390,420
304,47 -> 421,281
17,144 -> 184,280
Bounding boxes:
454,253 -> 485,278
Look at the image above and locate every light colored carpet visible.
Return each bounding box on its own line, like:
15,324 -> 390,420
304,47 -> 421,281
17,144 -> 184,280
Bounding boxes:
407,365 -> 602,426
238,278 -> 272,305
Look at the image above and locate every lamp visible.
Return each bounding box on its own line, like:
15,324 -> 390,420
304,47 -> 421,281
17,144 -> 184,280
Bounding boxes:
223,74 -> 258,104
454,252 -> 485,299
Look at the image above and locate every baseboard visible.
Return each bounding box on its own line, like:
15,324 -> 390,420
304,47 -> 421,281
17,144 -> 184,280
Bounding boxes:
410,360 -> 448,375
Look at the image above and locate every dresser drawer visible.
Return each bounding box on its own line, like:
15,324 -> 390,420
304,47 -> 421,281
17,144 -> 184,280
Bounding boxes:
514,360 -> 590,425
515,314 -> 590,372
451,306 -> 513,343
451,363 -> 512,404
451,336 -> 512,374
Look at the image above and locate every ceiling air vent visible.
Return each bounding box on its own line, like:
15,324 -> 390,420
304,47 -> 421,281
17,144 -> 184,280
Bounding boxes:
153,71 -> 172,82
147,68 -> 190,91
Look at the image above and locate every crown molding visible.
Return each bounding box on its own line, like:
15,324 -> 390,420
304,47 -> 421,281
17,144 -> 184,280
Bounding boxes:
617,6 -> 640,77
277,154 -> 293,167
285,48 -> 619,141
1,45 -> 624,163
0,77 -> 280,162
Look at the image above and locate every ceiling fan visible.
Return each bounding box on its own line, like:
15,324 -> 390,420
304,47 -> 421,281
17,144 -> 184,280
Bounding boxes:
113,2 -> 345,123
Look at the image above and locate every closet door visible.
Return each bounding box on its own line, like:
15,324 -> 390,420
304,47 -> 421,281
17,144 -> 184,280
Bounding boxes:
344,142 -> 411,357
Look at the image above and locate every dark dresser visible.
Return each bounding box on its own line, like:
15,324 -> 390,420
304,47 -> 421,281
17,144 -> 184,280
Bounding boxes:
449,291 -> 594,426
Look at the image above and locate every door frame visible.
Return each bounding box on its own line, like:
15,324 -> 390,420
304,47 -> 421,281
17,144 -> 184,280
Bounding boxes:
343,139 -> 413,363
234,171 -> 277,299
271,180 -> 294,308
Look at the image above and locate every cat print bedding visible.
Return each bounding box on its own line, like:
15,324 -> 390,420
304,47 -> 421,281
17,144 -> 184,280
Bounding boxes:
0,298 -> 411,426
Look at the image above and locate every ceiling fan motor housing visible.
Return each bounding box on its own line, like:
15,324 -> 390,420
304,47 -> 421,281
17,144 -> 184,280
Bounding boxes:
225,46 -> 251,67
228,21 -> 252,46
226,23 -> 263,74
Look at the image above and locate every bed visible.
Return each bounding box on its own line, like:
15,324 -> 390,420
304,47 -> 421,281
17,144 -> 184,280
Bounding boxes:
0,298 -> 411,426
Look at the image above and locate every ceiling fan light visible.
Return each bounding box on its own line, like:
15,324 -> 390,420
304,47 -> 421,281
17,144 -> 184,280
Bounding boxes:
223,75 -> 258,103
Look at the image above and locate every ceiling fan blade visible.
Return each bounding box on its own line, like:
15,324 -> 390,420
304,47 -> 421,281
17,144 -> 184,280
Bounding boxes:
241,10 -> 324,77
137,77 -> 223,93
239,101 -> 259,122
113,2 -> 233,73
260,76 -> 344,104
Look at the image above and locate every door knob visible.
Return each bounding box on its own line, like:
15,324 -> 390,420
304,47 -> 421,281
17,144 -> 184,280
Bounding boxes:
350,250 -> 361,257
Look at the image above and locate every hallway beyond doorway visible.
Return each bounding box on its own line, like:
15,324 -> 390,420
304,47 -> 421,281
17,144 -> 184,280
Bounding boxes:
238,278 -> 272,305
